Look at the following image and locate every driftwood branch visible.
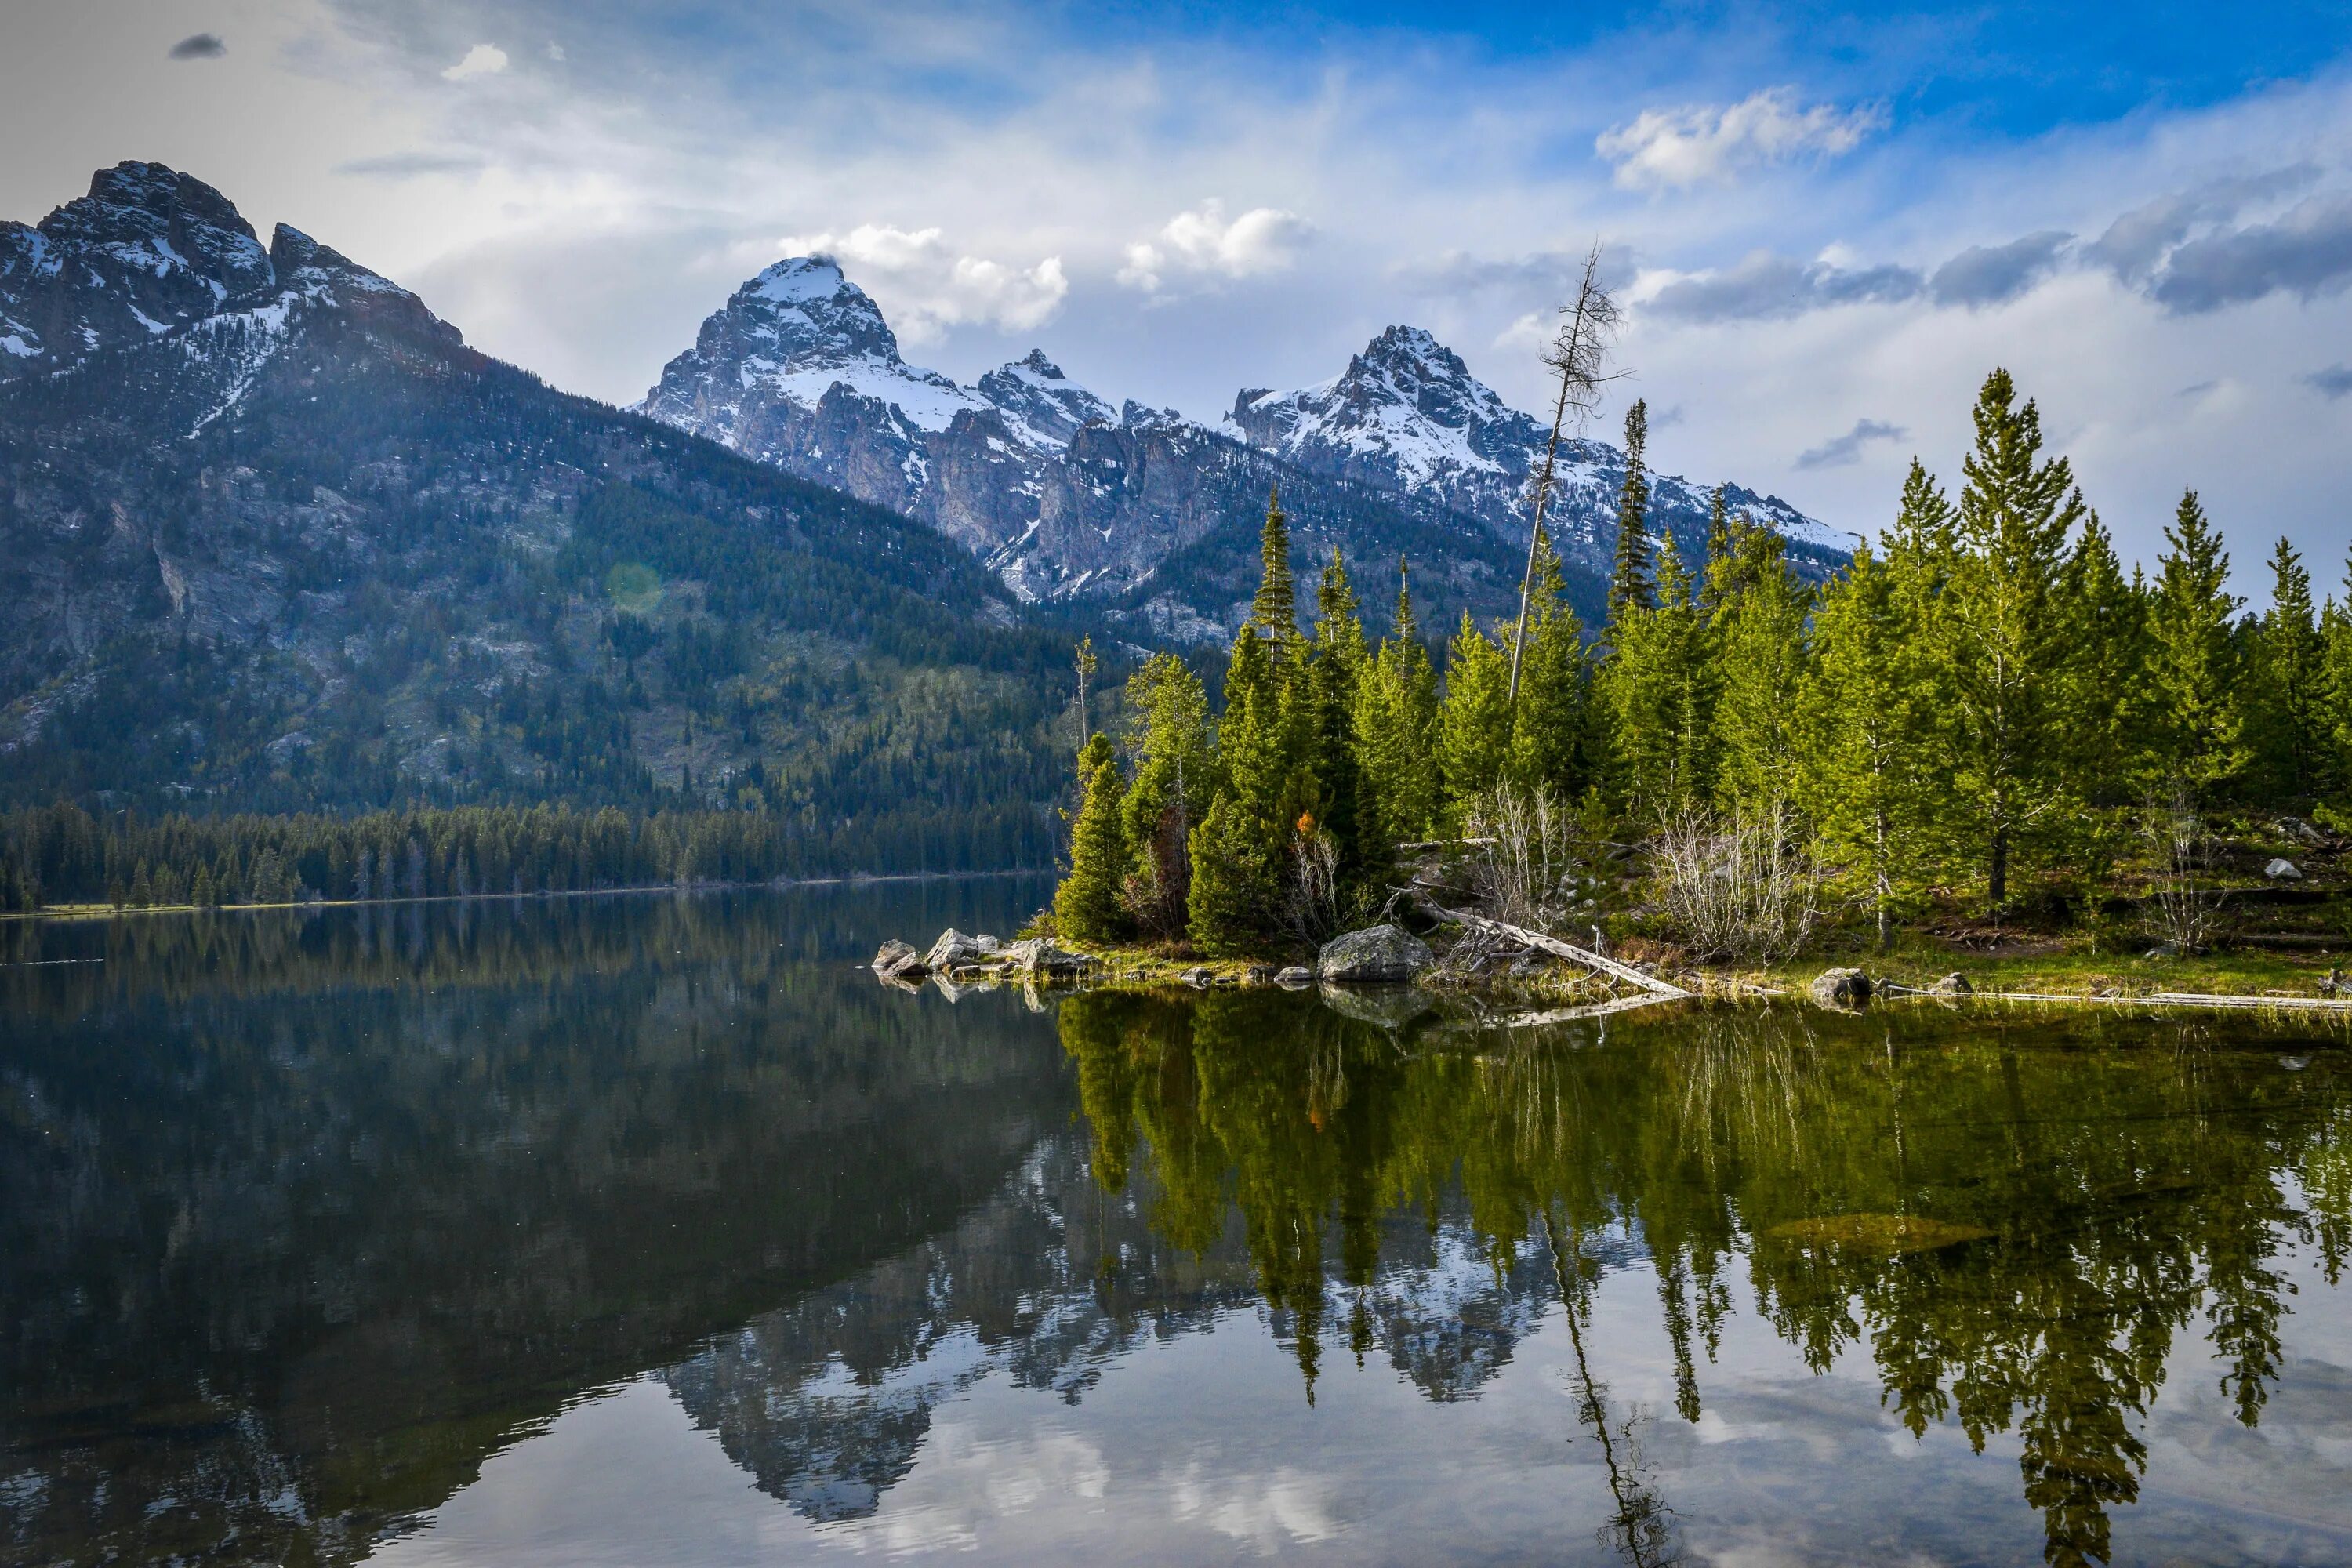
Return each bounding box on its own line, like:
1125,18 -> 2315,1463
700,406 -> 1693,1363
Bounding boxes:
1431,903 -> 1693,999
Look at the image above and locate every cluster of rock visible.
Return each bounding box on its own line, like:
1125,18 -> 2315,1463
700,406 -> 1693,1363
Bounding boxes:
1810,968 -> 1973,1009
871,929 -> 1091,986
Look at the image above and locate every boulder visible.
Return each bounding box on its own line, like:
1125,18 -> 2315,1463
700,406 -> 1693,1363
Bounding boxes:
871,939 -> 920,974
1181,966 -> 1217,989
1003,937 -> 1087,975
1316,924 -> 1435,983
2265,858 -> 2304,880
1809,967 -> 1872,1009
1929,971 -> 1973,996
1273,966 -> 1315,988
926,928 -> 996,970
1243,964 -> 1276,985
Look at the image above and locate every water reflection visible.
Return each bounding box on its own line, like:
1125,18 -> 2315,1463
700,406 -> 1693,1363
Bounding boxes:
2,893 -> 2347,1566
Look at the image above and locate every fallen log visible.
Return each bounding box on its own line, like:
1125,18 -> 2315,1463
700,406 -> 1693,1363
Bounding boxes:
1431,905 -> 1693,1000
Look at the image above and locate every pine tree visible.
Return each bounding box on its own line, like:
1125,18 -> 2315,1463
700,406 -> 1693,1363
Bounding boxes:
2053,512 -> 2148,806
1711,528 -> 1812,814
1801,544 -> 1939,949
1119,655 -> 1216,938
1940,369 -> 2083,913
1186,793 -> 1274,956
1504,528 -> 1592,799
1599,526 -> 1709,820
1436,612 -> 1513,812
2325,550 -> 2352,804
1054,733 -> 1129,943
1607,398 -> 1653,622
1352,558 -> 1441,848
2144,488 -> 2245,798
1306,547 -> 1370,871
1249,488 -> 1298,645
1698,484 -> 1733,620
2245,537 -> 2325,800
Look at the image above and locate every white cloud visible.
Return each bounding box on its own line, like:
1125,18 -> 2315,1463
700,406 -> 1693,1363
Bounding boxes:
440,44 -> 508,82
1119,199 -> 1312,292
1597,88 -> 1881,191
777,223 -> 1068,341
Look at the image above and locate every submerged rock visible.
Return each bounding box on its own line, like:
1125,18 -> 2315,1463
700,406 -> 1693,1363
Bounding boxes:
1316,924 -> 1435,983
1809,967 -> 1872,1009
1273,966 -> 1315,989
1318,982 -> 1436,1032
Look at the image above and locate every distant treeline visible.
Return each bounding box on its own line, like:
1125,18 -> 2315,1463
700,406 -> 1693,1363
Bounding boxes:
0,800 -> 1051,912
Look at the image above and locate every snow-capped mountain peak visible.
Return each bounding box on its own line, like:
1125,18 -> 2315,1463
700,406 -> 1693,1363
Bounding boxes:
975,349 -> 1115,448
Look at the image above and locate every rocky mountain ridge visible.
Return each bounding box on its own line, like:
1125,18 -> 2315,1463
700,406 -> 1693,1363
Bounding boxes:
641,260 -> 1851,637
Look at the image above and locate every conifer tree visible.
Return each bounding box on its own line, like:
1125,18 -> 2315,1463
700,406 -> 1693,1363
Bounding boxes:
1305,548 -> 1371,869
2325,550 -> 2352,802
1940,369 -> 2083,912
1120,654 -> 1216,938
1599,527 -> 1708,818
2053,512 -> 2149,806
1186,793 -> 1274,956
1055,732 -> 1129,943
1353,558 -> 1440,848
1698,485 -> 1733,620
1249,488 -> 1297,645
1504,528 -> 1592,798
2245,537 -> 2325,800
1711,528 -> 1812,814
1607,398 -> 1653,622
1801,544 -> 1938,949
1436,613 -> 1514,812
2144,488 -> 2245,798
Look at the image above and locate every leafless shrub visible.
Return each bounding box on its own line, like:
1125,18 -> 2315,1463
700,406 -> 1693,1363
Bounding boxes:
1650,807 -> 1818,963
1283,819 -> 1345,945
2141,790 -> 2226,954
1462,782 -> 1588,929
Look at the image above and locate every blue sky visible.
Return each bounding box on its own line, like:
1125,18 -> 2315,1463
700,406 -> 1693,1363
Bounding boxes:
7,0 -> 2352,588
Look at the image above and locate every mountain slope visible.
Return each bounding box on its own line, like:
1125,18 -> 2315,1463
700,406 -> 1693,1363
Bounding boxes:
641,261 -> 1849,639
0,164 -> 1071,858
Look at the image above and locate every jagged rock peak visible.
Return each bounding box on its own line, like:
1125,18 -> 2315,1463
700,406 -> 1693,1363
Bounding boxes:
975,349 -> 1115,446
37,160 -> 274,296
732,255 -> 902,366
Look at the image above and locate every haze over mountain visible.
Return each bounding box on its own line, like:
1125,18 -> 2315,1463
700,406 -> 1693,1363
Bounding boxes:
640,256 -> 1847,638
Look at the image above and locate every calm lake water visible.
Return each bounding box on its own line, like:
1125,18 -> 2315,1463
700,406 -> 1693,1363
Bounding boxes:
4,880 -> 2350,1567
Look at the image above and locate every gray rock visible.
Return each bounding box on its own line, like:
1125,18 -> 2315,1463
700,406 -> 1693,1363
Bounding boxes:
1809,967 -> 1872,1009
869,939 -> 929,980
1003,937 -> 1087,975
1273,966 -> 1315,988
1243,964 -> 1276,985
1181,966 -> 1217,989
1929,971 -> 1973,996
1317,982 -> 1436,1033
1316,924 -> 1436,983
927,928 -> 991,970
2265,858 -> 2303,880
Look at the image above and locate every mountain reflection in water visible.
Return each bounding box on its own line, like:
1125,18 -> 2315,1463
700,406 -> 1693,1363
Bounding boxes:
2,886 -> 2348,1566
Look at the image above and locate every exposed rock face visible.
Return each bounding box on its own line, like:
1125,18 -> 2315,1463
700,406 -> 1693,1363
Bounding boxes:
638,261 -> 1848,641
1317,924 -> 1436,983
1809,967 -> 1873,1008
870,940 -> 926,979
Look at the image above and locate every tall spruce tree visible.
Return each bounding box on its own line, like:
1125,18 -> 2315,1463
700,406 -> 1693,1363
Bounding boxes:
2053,512 -> 2149,807
2144,488 -> 2245,798
2245,536 -> 2325,800
1249,488 -> 1298,644
2325,549 -> 2352,802
1599,526 -> 1708,819
1306,547 -> 1370,872
1801,544 -> 1938,950
1504,527 -> 1592,799
1120,654 -> 1216,938
1054,732 -> 1129,943
1436,612 -> 1514,812
1711,527 -> 1812,814
1353,558 -> 1441,848
1607,398 -> 1654,622
1940,369 -> 2083,913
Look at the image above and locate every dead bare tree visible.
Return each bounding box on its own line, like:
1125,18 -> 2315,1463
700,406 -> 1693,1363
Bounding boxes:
1509,243 -> 1628,705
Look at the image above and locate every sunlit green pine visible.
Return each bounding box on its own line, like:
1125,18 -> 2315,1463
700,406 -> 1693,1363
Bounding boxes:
1119,654 -> 1218,938
1712,526 -> 1813,815
2144,488 -> 2245,798
1436,612 -> 1514,815
2327,552 -> 2352,803
1185,792 -> 1276,956
1249,488 -> 1298,644
1601,524 -> 1712,819
1054,732 -> 1130,943
2244,536 -> 2325,800
2053,512 -> 2150,808
1306,547 -> 1372,872
1800,544 -> 1940,949
1606,398 -> 1655,625
1503,527 -> 1593,799
1351,558 -> 1441,848
1940,368 -> 2084,912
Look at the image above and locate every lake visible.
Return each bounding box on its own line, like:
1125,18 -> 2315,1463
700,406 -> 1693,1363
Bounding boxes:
3,880 -> 2349,1566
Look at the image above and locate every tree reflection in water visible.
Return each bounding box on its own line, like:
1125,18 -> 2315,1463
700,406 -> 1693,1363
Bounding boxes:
1058,989 -> 2351,1568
